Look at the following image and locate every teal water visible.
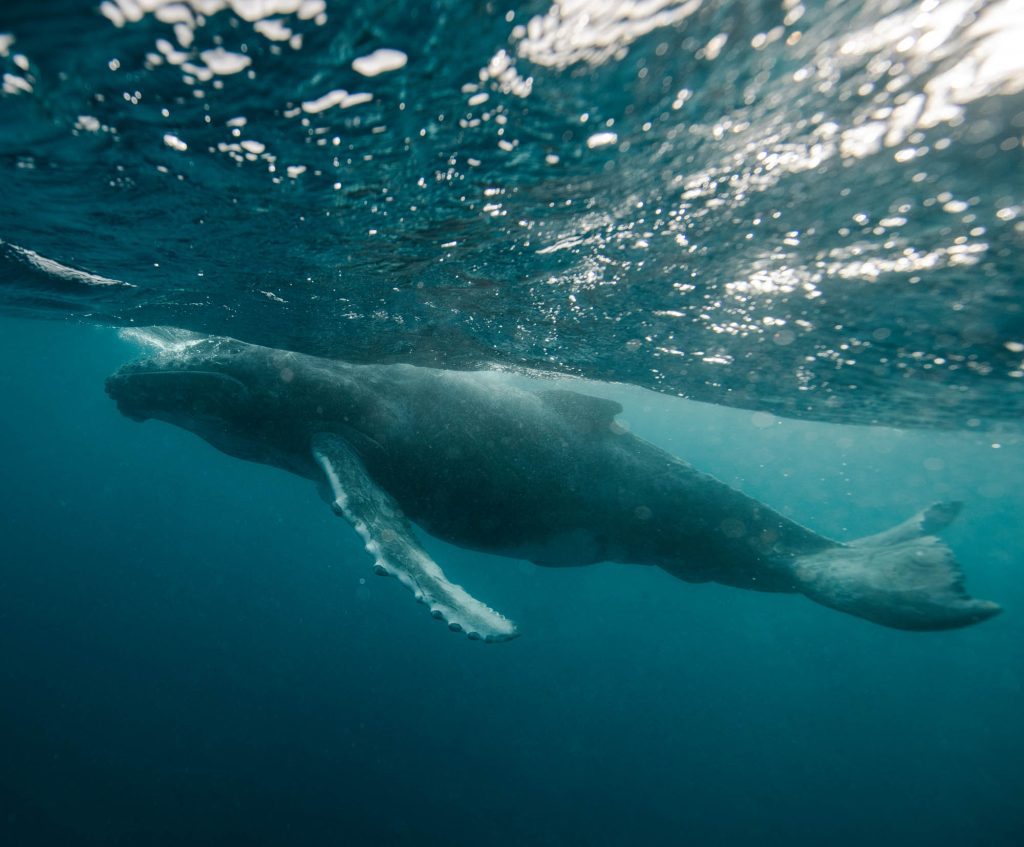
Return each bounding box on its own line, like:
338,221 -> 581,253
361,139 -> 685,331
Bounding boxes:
2,0 -> 1024,843
1,316 -> 1022,844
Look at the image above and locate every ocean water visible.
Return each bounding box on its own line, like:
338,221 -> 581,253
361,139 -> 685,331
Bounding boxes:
2,317 -> 1023,846
1,1 -> 1023,845
1,0 -> 1022,427
1,317 -> 1022,846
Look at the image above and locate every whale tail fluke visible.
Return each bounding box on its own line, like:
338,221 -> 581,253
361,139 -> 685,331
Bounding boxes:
792,502 -> 1001,631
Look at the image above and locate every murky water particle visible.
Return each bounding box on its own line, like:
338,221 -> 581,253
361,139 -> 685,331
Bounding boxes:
704,33 -> 728,60
199,48 -> 251,76
163,133 -> 187,152
254,19 -> 292,42
298,0 -> 327,21
99,2 -> 125,28
352,48 -> 407,77
302,90 -> 373,113
586,131 -> 618,149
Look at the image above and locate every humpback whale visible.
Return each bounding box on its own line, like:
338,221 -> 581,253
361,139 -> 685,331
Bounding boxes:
105,335 -> 1000,641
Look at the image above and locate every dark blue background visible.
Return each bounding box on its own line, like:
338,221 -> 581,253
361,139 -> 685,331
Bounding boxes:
1,316 -> 1022,845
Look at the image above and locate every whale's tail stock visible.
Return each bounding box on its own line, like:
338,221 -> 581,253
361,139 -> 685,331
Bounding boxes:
792,502 -> 1002,630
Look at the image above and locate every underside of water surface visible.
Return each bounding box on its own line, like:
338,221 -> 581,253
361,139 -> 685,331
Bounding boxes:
1,0 -> 1022,427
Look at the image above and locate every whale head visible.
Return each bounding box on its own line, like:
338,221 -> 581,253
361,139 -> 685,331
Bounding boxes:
105,336 -> 317,464
106,337 -> 253,421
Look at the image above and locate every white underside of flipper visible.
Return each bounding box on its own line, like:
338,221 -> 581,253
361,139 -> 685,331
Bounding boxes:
312,433 -> 518,642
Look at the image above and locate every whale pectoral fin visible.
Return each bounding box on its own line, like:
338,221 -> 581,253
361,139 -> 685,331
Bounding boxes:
311,433 -> 518,643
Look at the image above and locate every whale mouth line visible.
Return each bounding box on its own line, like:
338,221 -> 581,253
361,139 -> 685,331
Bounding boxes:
116,367 -> 244,382
105,367 -> 251,421
108,368 -> 248,389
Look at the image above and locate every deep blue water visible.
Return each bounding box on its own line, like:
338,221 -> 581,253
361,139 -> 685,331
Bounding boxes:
2,0 -> 1024,844
1,316 -> 1022,845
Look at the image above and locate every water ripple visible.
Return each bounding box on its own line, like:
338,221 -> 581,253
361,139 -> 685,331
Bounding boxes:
0,0 -> 1021,427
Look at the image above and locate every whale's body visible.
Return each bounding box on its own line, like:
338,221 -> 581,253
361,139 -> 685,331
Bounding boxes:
106,335 -> 1000,640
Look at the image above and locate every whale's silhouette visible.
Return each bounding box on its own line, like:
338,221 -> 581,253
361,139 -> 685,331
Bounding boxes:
106,334 -> 1001,640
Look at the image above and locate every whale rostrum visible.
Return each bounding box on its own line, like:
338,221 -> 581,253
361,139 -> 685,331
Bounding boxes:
105,334 -> 1001,640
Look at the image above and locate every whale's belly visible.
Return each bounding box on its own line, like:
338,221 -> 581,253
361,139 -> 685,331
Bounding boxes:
362,432 -> 676,567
